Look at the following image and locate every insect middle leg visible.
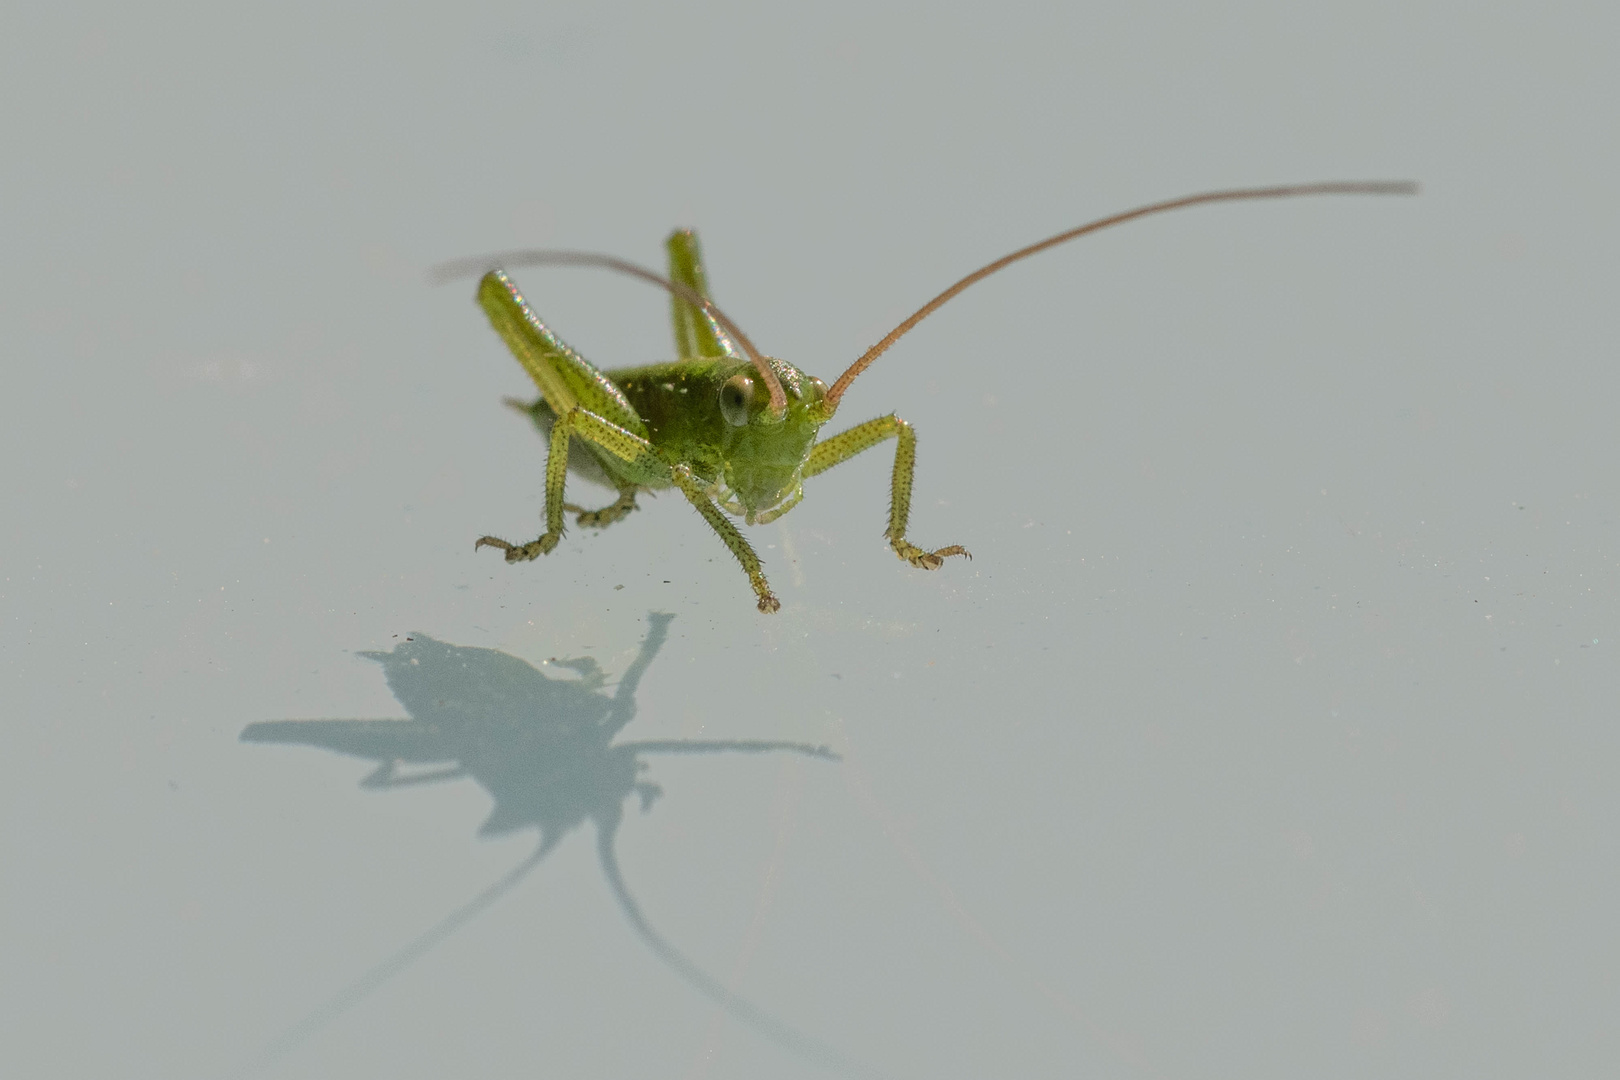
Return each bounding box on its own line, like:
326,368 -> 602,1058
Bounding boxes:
477,408 -> 662,562
565,485 -> 640,528
502,398 -> 643,532
803,414 -> 970,569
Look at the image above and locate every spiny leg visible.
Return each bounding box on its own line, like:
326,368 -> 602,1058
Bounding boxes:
564,485 -> 640,528
475,405 -> 576,562
804,414 -> 970,570
502,395 -> 637,526
669,463 -> 779,613
476,402 -> 774,613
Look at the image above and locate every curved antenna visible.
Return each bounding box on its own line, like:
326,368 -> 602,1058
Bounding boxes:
430,250 -> 788,420
823,179 -> 1420,408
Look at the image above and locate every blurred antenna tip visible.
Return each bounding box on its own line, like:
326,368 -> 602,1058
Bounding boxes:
425,258 -> 492,286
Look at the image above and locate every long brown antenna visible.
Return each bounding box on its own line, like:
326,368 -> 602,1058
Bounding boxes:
822,180 -> 1419,408
429,249 -> 788,419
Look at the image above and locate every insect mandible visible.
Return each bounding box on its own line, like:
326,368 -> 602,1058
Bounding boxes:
433,181 -> 1417,612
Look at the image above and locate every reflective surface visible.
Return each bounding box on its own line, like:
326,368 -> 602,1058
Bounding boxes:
4,4 -> 1617,1078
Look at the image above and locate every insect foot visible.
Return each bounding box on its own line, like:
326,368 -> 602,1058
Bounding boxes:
892,541 -> 972,570
564,489 -> 639,529
474,534 -> 561,562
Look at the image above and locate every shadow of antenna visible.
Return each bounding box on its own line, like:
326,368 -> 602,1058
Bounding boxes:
592,803 -> 855,1071
235,614 -> 853,1075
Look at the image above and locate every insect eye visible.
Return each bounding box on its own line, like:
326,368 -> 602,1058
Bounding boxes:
719,374 -> 755,426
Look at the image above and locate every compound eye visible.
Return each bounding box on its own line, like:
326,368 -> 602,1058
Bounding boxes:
719,373 -> 755,427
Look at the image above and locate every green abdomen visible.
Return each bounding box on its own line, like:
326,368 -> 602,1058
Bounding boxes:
608,361 -> 732,484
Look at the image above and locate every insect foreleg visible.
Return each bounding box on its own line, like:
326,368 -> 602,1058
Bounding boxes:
804,415 -> 970,570
668,463 -> 780,613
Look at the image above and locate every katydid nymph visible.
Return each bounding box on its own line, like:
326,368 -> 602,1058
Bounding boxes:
433,180 -> 1417,612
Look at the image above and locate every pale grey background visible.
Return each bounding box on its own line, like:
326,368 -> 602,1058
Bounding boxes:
2,2 -> 1615,1078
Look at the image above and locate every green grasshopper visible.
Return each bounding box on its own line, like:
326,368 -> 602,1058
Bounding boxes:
434,181 -> 1416,612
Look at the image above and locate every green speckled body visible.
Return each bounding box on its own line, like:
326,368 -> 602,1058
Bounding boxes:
460,181 -> 1412,611
520,354 -> 828,523
470,226 -> 966,612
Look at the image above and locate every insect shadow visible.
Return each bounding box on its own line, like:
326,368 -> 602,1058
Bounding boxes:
237,613 -> 850,1073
